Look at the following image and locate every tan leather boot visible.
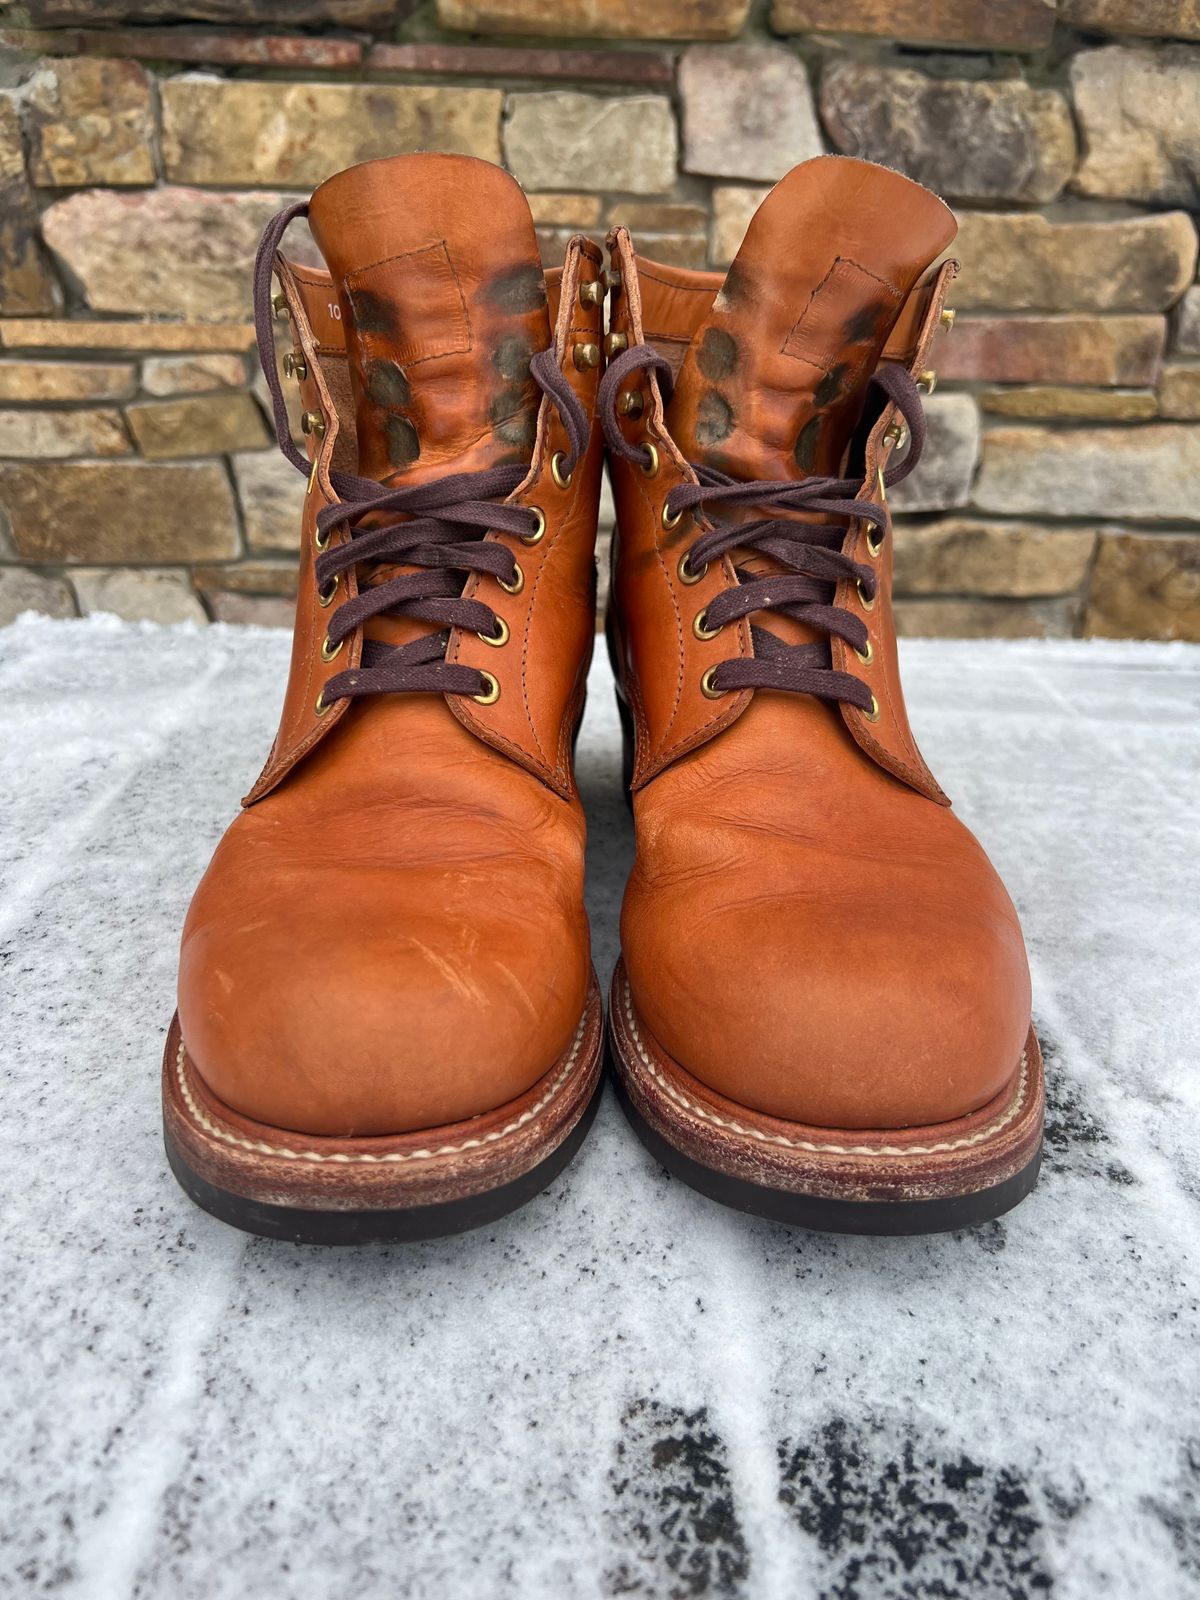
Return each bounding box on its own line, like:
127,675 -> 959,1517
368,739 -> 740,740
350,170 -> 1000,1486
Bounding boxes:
164,155 -> 607,1242
600,157 -> 1043,1234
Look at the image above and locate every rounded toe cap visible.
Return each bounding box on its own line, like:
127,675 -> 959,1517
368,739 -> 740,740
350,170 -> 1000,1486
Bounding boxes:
623,835 -> 1031,1132
178,852 -> 589,1138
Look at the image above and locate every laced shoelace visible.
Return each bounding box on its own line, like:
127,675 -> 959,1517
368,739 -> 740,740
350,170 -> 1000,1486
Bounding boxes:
597,344 -> 927,714
253,201 -> 590,708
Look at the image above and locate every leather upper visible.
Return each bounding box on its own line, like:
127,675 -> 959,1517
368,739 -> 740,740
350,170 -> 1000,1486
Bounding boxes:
606,157 -> 1033,1131
178,155 -> 604,1137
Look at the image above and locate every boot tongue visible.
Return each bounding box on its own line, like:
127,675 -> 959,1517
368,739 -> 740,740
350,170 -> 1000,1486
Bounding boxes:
308,154 -> 551,486
668,156 -> 956,483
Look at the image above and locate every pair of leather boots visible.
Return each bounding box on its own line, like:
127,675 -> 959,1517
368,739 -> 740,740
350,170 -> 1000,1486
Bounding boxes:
163,152 -> 1044,1244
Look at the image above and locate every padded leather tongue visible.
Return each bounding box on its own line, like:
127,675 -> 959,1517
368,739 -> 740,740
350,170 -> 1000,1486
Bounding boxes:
669,156 -> 956,483
308,153 -> 551,486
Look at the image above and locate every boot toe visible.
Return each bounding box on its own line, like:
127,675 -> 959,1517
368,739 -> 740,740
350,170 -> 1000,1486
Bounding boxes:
178,838 -> 588,1138
623,827 -> 1031,1133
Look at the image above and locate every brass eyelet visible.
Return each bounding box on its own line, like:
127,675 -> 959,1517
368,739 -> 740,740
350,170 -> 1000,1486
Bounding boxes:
662,497 -> 684,531
578,279 -> 602,310
314,688 -> 332,716
314,524 -> 332,552
472,670 -> 500,706
300,409 -> 325,439
604,331 -> 628,358
940,308 -> 956,331
854,638 -> 874,666
640,442 -> 660,478
693,608 -> 721,641
863,693 -> 881,724
551,451 -> 572,490
479,615 -> 509,648
883,421 -> 907,449
522,506 -> 546,545
678,551 -> 707,586
866,526 -> 885,558
857,577 -> 876,612
700,666 -> 726,700
617,390 -> 644,418
499,562 -> 524,596
918,369 -> 937,394
317,575 -> 339,607
320,633 -> 343,662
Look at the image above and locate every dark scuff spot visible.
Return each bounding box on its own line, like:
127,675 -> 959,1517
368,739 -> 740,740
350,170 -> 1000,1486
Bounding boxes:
778,1415 -> 1084,1598
793,415 -> 822,472
483,263 -> 547,313
716,260 -> 751,309
813,362 -> 851,410
492,334 -> 534,383
347,286 -> 396,337
695,390 -> 734,448
843,301 -> 886,345
488,391 -> 537,452
365,360 -> 411,409
697,327 -> 738,381
384,413 -> 420,469
606,1398 -> 750,1599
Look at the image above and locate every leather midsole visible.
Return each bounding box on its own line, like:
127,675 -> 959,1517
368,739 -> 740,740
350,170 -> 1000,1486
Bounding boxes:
164,976 -> 604,1211
609,963 -> 1043,1203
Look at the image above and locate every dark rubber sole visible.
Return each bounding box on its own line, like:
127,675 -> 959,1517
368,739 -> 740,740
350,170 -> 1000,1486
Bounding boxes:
164,1077 -> 602,1246
611,1059 -> 1042,1236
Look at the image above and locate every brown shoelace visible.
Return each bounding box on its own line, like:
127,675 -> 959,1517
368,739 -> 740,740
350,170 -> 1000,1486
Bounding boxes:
254,202 -> 590,706
598,345 -> 926,714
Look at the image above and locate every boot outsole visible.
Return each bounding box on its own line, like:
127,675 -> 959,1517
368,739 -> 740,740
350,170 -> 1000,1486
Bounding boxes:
163,976 -> 604,1245
607,962 -> 1044,1237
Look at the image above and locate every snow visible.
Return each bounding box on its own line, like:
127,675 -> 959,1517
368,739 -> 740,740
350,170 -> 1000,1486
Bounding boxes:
1,615 -> 1197,1600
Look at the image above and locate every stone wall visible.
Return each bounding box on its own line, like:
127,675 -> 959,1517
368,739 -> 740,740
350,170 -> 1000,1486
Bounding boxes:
0,0 -> 1197,638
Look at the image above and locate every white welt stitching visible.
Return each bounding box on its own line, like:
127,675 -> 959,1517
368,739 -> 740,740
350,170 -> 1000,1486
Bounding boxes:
621,978 -> 1030,1159
175,1010 -> 589,1166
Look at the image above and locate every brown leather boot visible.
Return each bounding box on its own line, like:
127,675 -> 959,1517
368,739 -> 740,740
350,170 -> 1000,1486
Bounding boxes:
599,157 -> 1043,1234
163,155 -> 607,1242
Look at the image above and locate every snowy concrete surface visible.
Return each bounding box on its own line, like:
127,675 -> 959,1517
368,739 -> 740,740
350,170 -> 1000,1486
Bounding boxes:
1,616 -> 1198,1600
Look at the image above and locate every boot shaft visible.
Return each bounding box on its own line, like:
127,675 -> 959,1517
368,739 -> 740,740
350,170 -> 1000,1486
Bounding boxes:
249,153 -> 609,807
601,155 -> 958,801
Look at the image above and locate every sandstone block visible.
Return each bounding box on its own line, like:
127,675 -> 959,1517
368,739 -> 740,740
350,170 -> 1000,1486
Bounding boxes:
23,56 -> 155,187
771,0 -> 1054,49
0,565 -> 77,624
0,98 -> 58,315
892,518 -> 1096,596
436,0 -> 751,38
127,392 -> 269,458
938,316 -> 1166,387
505,92 -> 676,193
0,360 -> 136,402
72,565 -> 206,623
952,211 -> 1197,314
41,188 -> 297,323
1072,46 -> 1200,207
974,425 -> 1200,521
820,62 -> 1075,204
1085,530 -> 1200,638
0,406 -> 130,458
162,76 -> 502,186
679,45 -> 822,182
889,394 -> 979,514
0,460 -> 239,562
